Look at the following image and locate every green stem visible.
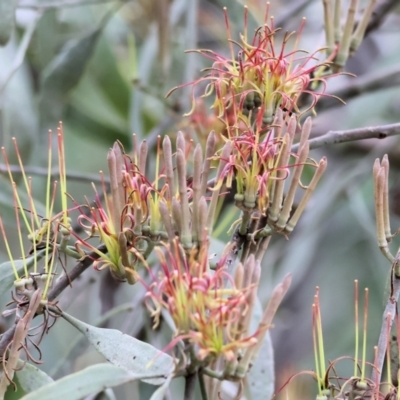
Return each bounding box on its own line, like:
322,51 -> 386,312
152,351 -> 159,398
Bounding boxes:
239,210 -> 251,236
202,368 -> 224,380
143,241 -> 154,259
57,244 -> 82,259
198,368 -> 209,400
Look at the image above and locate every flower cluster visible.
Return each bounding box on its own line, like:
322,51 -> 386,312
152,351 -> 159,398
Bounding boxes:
0,123 -> 71,301
144,237 -> 291,377
169,6 -> 335,140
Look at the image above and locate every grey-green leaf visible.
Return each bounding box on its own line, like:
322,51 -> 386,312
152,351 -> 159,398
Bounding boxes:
61,312 -> 174,385
38,27 -> 102,130
16,361 -> 54,392
20,363 -> 154,400
0,249 -> 46,297
0,0 -> 18,46
247,332 -> 275,400
149,374 -> 173,400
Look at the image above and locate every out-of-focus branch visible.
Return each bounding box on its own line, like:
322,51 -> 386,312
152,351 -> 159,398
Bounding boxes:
274,0 -> 312,28
18,0 -> 116,9
0,164 -> 108,184
365,0 -> 399,35
292,122 -> 400,152
317,64 -> 400,110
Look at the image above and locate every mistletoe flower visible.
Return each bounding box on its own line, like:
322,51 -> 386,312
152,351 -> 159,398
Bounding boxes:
214,111 -> 326,239
72,142 -> 145,285
168,5 -> 337,136
0,123 -> 71,300
72,137 -> 174,284
144,238 -> 291,376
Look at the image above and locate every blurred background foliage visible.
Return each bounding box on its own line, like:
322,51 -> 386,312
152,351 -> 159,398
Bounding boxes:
1,0 -> 400,398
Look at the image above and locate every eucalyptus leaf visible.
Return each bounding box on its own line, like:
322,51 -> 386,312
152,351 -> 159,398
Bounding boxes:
0,176 -> 47,227
0,249 -> 46,297
15,361 -> 54,392
38,25 -> 103,131
61,312 -> 174,385
247,332 -> 275,400
20,363 -> 155,400
149,374 -> 173,400
84,387 -> 117,400
0,0 -> 18,46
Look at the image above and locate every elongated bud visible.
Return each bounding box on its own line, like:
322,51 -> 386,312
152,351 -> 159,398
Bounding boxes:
286,157 -> 327,233
172,197 -> 182,236
207,140 -> 232,232
176,149 -> 192,248
350,0 -> 377,53
107,142 -> 125,232
237,273 -> 292,377
200,131 -> 216,197
269,117 -> 296,222
381,155 -> 391,241
276,141 -> 309,230
322,0 -> 335,55
334,0 -> 358,69
138,140 -> 148,174
197,196 -> 208,244
176,131 -> 186,154
192,144 -> 203,242
159,200 -> 175,242
374,165 -> 387,249
163,135 -> 175,200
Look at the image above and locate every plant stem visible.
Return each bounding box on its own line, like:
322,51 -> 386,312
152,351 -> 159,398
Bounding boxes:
292,122 -> 400,152
0,245 -> 105,358
371,253 -> 400,384
198,368 -> 209,400
318,64 -> 400,110
184,371 -> 197,400
48,245 -> 106,301
239,210 -> 251,236
365,0 -> 398,35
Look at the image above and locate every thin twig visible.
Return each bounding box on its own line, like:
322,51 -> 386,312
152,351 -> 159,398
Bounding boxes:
0,327 -> 16,361
292,122 -> 400,152
317,64 -> 400,110
371,254 -> 400,384
0,289 -> 42,397
47,245 -> 106,301
18,0 -> 116,9
220,228 -> 246,271
0,245 -> 105,358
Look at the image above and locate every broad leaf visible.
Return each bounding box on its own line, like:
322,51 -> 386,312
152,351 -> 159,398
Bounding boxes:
149,374 -> 173,400
61,312 -> 174,385
16,361 -> 54,392
0,0 -> 18,46
38,25 -> 103,130
0,176 -> 47,228
20,363 -> 155,400
0,249 -> 46,297
246,296 -> 275,399
247,332 -> 275,400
